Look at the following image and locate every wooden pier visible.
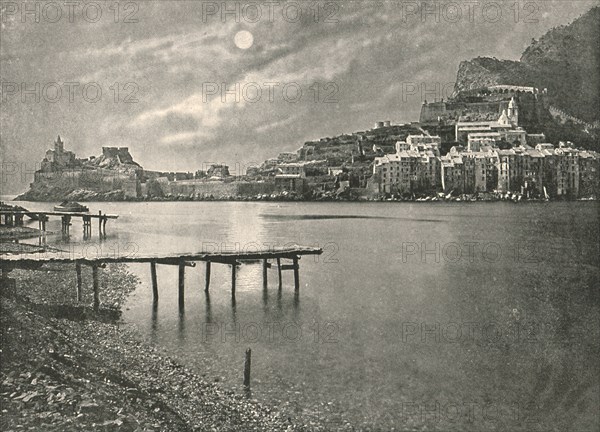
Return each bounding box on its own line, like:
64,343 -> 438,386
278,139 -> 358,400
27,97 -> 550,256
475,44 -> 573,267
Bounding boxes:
0,246 -> 322,311
0,210 -> 118,238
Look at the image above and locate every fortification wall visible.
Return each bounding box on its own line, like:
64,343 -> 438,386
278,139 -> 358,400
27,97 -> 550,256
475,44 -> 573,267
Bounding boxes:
163,181 -> 276,197
33,168 -> 139,198
549,106 -> 600,129
420,92 -> 545,125
420,100 -> 507,123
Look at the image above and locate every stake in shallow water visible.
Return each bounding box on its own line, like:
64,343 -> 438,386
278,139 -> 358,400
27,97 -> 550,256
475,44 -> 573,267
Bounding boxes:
243,348 -> 251,388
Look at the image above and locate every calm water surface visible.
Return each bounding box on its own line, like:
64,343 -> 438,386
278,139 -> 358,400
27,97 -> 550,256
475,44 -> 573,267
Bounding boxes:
10,200 -> 600,431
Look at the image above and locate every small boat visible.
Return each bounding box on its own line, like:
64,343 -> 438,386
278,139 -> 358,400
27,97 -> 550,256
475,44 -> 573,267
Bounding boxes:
54,201 -> 89,212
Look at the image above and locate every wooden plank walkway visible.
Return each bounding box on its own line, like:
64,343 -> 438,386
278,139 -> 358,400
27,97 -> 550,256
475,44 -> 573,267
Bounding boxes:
0,210 -> 118,218
0,246 -> 323,311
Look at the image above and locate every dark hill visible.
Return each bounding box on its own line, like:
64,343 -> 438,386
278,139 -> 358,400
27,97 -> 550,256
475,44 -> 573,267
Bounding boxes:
454,7 -> 600,124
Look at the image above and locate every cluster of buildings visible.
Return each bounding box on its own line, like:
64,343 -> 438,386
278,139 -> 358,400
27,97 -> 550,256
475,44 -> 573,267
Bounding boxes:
373,99 -> 599,198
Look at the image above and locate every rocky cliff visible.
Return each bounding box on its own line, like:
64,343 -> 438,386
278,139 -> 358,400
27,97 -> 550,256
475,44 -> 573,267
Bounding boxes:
454,7 -> 600,124
453,58 -> 535,94
15,146 -> 142,202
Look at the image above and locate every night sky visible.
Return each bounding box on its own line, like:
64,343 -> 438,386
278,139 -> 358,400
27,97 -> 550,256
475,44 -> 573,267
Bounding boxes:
1,0 -> 596,193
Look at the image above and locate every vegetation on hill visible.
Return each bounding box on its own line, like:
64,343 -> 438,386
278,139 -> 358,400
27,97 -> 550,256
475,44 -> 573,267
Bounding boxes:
454,7 -> 600,124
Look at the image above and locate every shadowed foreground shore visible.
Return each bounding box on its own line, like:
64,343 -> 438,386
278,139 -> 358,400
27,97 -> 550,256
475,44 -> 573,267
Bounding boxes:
0,264 -> 327,431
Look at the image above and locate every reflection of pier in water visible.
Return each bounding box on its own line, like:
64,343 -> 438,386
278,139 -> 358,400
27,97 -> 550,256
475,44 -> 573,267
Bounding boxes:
1,246 -> 322,313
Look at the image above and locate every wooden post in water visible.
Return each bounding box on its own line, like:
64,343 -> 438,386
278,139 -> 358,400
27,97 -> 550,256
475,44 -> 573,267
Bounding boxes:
178,261 -> 185,309
293,256 -> 300,292
243,348 -> 252,387
150,261 -> 158,302
61,216 -> 68,235
277,258 -> 282,289
231,263 -> 237,296
75,263 -> 82,302
92,264 -> 99,311
204,261 -> 211,292
262,259 -> 268,290
82,216 -> 88,238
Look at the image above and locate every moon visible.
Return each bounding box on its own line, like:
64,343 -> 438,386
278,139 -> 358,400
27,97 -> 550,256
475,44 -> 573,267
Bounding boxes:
234,30 -> 254,50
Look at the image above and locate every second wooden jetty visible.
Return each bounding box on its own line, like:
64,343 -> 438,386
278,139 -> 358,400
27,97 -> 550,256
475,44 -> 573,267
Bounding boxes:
0,210 -> 118,238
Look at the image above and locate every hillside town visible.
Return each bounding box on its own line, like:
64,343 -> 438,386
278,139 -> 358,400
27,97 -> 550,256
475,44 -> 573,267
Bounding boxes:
372,95 -> 598,200
16,86 -> 599,202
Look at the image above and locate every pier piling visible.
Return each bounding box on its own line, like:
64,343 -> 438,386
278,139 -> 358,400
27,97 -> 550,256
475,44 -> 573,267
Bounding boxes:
204,261 -> 211,292
92,264 -> 99,311
178,261 -> 185,309
293,256 -> 300,292
75,263 -> 82,302
262,259 -> 268,289
150,262 -> 158,302
231,264 -> 237,296
243,348 -> 252,387
277,258 -> 282,289
82,215 -> 92,239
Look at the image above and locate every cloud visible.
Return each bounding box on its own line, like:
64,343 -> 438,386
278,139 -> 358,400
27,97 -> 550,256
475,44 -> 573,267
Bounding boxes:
160,131 -> 208,144
255,114 -> 299,133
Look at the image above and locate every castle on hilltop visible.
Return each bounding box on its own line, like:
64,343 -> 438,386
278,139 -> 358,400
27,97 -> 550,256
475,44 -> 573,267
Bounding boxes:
33,136 -> 142,199
419,85 -> 547,127
39,136 -> 140,173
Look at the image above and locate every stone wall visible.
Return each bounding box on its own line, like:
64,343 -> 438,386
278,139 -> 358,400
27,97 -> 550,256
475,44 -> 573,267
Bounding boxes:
33,168 -> 139,198
158,180 -> 276,198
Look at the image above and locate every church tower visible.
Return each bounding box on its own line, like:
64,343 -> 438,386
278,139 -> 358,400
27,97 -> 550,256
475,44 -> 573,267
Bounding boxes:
508,97 -> 518,126
498,109 -> 510,126
54,135 -> 64,153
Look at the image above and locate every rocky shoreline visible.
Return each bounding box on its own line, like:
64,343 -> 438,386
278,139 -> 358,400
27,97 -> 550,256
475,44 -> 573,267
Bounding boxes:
14,189 -> 597,203
14,188 -> 126,202
0,263 -> 326,431
0,226 -> 45,241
